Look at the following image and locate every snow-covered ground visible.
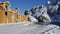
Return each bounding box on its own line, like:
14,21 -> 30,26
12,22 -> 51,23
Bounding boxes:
0,22 -> 60,34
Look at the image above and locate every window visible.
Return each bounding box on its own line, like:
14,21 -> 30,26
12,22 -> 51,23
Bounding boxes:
5,5 -> 8,10
0,6 -> 4,10
5,12 -> 7,16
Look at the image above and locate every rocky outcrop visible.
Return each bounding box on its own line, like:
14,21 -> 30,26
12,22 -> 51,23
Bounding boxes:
24,0 -> 60,25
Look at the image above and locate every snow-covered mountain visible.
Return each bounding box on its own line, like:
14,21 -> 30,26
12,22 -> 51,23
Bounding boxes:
24,0 -> 60,26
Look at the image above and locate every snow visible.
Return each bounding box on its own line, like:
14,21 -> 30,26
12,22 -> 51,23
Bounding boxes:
0,22 -> 59,34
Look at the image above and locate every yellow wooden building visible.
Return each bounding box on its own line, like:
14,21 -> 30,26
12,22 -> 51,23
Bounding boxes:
0,1 -> 28,24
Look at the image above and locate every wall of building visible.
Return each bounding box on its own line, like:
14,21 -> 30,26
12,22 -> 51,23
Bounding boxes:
18,14 -> 28,22
8,11 -> 13,23
0,1 -> 28,24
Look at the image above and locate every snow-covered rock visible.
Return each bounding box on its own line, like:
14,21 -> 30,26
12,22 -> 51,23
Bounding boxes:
27,15 -> 38,23
24,0 -> 60,26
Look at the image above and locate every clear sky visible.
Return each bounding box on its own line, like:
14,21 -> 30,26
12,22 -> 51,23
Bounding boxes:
0,0 -> 48,14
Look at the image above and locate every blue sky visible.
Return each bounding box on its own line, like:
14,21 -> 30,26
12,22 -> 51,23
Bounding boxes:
0,0 -> 48,14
